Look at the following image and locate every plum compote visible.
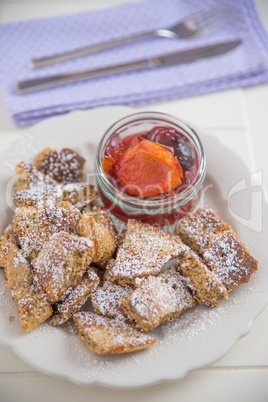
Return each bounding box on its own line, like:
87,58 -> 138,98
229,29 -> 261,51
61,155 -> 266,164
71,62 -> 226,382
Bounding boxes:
103,126 -> 198,201
95,112 -> 206,227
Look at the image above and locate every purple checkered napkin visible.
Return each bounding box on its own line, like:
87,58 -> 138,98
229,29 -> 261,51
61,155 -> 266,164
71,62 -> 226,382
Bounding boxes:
0,0 -> 268,126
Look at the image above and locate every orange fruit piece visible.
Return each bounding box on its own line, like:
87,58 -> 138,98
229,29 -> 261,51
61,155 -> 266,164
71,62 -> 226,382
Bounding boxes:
116,139 -> 183,197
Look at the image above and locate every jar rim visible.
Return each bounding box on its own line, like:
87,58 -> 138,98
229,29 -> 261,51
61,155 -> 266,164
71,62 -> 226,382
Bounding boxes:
95,111 -> 206,211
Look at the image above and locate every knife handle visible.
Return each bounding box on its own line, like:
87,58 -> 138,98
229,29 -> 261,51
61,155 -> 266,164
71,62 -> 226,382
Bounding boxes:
16,59 -> 151,94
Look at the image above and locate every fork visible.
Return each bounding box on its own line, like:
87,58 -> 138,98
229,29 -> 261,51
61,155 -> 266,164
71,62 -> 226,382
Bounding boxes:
29,3 -> 233,69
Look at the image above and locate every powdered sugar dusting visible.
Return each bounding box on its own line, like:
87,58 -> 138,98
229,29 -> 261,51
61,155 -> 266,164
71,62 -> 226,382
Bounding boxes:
91,280 -> 133,320
111,219 -> 187,281
14,182 -> 63,207
37,148 -> 85,184
33,232 -> 94,303
177,206 -> 231,252
12,202 -> 81,258
203,230 -> 258,290
73,312 -> 156,355
129,275 -> 177,322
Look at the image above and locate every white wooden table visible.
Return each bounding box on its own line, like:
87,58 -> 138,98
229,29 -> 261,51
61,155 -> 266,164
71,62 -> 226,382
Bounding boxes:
0,1 -> 268,401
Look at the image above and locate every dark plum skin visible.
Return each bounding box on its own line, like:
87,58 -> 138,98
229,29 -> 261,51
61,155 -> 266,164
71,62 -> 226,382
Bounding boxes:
143,126 -> 195,170
104,133 -> 124,158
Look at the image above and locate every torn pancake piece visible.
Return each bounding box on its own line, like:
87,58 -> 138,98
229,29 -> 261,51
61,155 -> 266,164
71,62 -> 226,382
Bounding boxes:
84,205 -> 117,252
51,268 -> 99,326
203,230 -> 258,291
33,232 -> 95,303
35,147 -> 85,184
176,206 -> 231,254
11,286 -> 53,332
13,162 -> 63,207
14,161 -> 57,193
13,183 -> 63,208
2,224 -> 20,246
0,237 -> 52,331
0,237 -> 33,287
73,311 -> 156,355
77,209 -> 116,267
12,201 -> 81,259
83,204 -> 115,234
109,219 -> 187,284
122,267 -> 196,331
13,162 -> 97,209
178,250 -> 229,307
62,183 -> 98,209
91,279 -> 134,320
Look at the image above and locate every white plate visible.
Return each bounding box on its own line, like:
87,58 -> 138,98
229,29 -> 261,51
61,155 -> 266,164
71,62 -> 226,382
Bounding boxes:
0,106 -> 267,389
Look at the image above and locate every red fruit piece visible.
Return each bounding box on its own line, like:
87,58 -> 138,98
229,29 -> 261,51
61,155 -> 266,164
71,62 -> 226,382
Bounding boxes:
103,133 -> 125,176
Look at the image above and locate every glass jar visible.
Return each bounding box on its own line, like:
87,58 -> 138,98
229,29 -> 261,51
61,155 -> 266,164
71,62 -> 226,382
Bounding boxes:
95,111 -> 206,228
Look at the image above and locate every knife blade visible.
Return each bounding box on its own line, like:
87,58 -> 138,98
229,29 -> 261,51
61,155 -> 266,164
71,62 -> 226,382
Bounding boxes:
16,40 -> 242,94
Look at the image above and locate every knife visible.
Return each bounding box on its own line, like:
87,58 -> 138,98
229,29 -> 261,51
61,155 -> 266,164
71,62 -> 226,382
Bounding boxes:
16,40 -> 241,94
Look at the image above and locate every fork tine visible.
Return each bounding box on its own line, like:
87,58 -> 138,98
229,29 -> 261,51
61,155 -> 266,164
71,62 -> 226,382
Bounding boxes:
191,3 -> 230,24
196,10 -> 233,32
169,3 -> 233,40
196,7 -> 232,25
191,4 -> 233,36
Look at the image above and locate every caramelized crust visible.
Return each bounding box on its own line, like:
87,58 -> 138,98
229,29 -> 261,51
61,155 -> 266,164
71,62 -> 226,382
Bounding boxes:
203,230 -> 258,291
73,311 -> 156,355
2,224 -> 20,246
35,148 -> 85,184
62,183 -> 98,209
122,267 -> 196,331
177,206 -> 231,254
0,237 -> 33,287
0,237 -> 52,331
77,209 -> 116,267
12,286 -> 53,332
12,201 -> 81,259
13,162 -> 63,207
33,232 -> 95,303
14,161 -> 97,209
51,268 -> 99,326
13,184 -> 63,208
15,161 -> 57,193
83,204 -> 115,233
91,278 -> 134,320
178,250 -> 229,307
35,147 -> 56,173
109,219 -> 187,284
